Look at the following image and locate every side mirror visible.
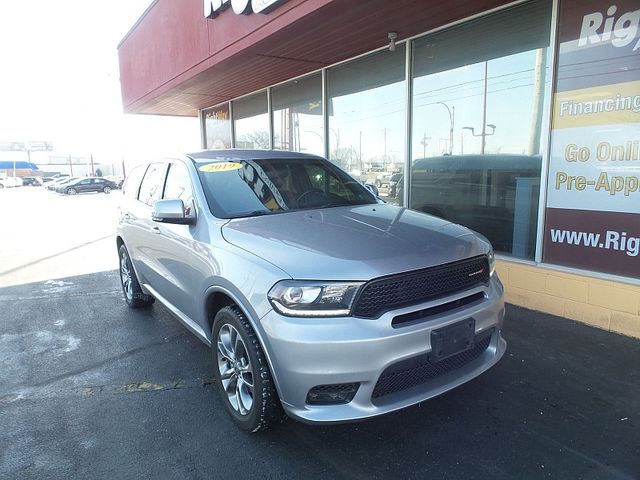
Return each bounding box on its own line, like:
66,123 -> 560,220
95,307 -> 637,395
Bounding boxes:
152,199 -> 195,225
364,183 -> 379,197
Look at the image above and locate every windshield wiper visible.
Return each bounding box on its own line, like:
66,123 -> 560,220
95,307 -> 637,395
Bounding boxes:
233,210 -> 273,218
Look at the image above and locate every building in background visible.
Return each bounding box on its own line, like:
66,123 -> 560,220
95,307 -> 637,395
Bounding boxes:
118,0 -> 640,337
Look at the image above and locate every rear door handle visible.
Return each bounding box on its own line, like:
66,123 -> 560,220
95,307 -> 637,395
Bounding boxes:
151,226 -> 161,234
122,213 -> 131,220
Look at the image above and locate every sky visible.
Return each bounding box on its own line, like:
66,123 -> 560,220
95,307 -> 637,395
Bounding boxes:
0,0 -> 200,169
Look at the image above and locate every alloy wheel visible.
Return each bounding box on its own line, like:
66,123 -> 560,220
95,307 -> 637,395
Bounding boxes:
120,251 -> 133,301
216,324 -> 254,416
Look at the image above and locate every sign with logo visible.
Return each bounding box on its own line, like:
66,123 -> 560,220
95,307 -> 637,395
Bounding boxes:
204,104 -> 232,149
204,0 -> 286,18
543,0 -> 640,278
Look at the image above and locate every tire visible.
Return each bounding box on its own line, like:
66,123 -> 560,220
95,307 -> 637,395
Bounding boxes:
212,306 -> 283,432
103,186 -> 111,194
118,244 -> 155,308
67,188 -> 77,195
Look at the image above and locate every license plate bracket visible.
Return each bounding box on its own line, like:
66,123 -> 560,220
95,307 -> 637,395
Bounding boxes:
430,318 -> 475,362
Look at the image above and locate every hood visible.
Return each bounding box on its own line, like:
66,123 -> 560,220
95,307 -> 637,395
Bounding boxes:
221,204 -> 489,281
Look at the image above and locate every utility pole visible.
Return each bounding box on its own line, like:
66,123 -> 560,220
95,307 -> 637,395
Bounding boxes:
481,61 -> 488,154
359,131 -> 362,171
68,155 -> 74,176
420,132 -> 431,158
383,128 -> 387,168
450,106 -> 455,155
90,154 -> 95,176
435,102 -> 455,154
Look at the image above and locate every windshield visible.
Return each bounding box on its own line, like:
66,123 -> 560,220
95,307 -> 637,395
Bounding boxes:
196,156 -> 377,218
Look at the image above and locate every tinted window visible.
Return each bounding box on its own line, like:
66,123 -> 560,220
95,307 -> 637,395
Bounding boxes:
196,157 -> 376,218
138,163 -> 166,206
163,162 -> 194,214
122,166 -> 146,198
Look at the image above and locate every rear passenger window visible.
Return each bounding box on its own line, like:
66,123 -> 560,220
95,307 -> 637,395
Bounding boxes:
122,165 -> 146,199
138,163 -> 166,206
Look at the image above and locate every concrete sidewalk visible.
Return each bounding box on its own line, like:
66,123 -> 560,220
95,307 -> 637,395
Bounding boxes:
1,270 -> 638,479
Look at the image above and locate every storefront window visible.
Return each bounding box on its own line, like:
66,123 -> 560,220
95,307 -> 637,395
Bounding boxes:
410,0 -> 551,259
203,103 -> 231,149
272,73 -> 323,155
327,46 -> 406,205
233,91 -> 269,149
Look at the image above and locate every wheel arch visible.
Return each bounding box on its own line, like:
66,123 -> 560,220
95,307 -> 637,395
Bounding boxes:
204,285 -> 283,397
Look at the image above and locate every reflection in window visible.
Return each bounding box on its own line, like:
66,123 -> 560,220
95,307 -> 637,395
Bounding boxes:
233,92 -> 269,149
196,157 -> 376,218
327,46 -> 406,205
163,162 -> 194,215
410,0 -> 551,259
138,163 -> 166,206
272,74 -> 323,155
204,103 -> 231,149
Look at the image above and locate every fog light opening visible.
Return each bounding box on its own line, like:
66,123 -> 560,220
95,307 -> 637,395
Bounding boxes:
306,383 -> 360,405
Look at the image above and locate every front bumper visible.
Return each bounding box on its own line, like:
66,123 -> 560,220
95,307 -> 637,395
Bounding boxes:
259,275 -> 506,423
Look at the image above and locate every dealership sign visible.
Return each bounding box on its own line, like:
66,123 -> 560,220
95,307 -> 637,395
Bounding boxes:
543,0 -> 640,278
204,0 -> 286,18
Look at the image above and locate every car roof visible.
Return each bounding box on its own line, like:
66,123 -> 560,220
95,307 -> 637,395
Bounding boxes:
413,154 -> 541,170
185,149 -> 325,163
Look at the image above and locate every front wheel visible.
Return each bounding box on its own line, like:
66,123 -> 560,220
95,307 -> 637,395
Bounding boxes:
118,244 -> 154,308
103,186 -> 111,194
212,306 -> 283,432
66,188 -> 77,195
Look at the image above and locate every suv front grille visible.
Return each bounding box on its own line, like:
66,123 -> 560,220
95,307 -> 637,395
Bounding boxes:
371,330 -> 493,401
352,255 -> 490,318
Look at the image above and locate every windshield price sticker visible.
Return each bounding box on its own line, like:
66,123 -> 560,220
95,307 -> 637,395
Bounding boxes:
199,162 -> 243,173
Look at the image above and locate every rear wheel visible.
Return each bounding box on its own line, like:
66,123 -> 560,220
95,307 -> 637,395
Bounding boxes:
118,244 -> 154,308
212,306 -> 283,432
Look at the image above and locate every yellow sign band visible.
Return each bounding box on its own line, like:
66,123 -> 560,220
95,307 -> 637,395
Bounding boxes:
199,162 -> 242,172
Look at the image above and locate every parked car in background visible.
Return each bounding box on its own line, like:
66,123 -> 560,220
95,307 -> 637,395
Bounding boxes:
22,176 -> 43,186
106,176 -> 125,189
388,173 -> 403,198
57,177 -> 117,195
0,176 -> 23,188
116,149 -> 505,432
47,177 -> 78,191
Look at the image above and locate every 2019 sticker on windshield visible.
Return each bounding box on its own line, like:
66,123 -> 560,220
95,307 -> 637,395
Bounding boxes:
199,162 -> 242,173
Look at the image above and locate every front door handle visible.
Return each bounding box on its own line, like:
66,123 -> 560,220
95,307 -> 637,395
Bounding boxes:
122,213 -> 131,220
151,226 -> 161,234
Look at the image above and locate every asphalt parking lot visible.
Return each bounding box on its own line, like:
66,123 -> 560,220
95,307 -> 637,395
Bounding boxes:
1,187 -> 639,479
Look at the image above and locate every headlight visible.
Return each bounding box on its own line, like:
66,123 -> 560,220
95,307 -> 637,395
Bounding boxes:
268,280 -> 364,317
488,250 -> 496,276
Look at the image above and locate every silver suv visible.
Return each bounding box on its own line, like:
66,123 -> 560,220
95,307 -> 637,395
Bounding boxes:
117,150 -> 506,432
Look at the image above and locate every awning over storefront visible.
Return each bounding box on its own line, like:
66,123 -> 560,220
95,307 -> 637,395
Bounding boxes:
118,0 -> 512,116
